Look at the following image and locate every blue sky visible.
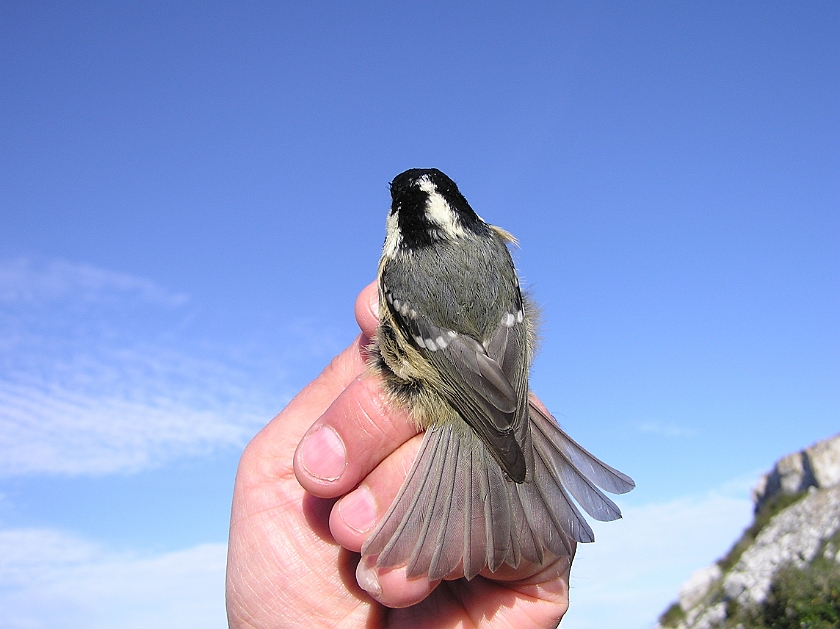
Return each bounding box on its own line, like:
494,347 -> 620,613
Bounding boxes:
1,2 -> 837,627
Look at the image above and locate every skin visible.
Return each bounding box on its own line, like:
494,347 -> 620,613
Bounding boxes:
225,281 -> 574,628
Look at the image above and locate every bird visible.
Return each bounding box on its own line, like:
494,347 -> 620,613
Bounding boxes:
362,168 -> 635,581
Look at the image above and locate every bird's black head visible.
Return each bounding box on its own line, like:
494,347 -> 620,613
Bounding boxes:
387,168 -> 486,250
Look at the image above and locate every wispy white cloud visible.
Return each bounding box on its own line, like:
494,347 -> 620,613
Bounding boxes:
0,258 -> 189,307
0,376 -> 263,476
0,258 -> 281,477
0,528 -> 226,629
564,480 -> 755,629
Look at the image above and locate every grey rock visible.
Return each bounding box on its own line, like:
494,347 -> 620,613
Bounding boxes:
753,433 -> 840,512
808,434 -> 840,488
657,433 -> 840,629
679,565 -> 722,612
684,602 -> 726,629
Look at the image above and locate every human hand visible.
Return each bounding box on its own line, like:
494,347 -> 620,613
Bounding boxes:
225,282 -> 574,628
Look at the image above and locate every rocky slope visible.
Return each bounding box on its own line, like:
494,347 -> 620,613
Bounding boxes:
656,433 -> 840,629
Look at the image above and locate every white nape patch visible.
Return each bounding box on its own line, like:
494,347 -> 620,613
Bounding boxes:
417,176 -> 467,238
383,211 -> 402,259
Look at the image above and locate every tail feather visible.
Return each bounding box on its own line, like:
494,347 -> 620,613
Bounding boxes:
366,430 -> 444,565
530,399 -> 635,495
405,426 -> 452,577
463,443 -> 487,580
361,405 -> 634,580
481,445 -> 512,572
531,410 -> 623,522
416,429 -> 460,580
429,436 -> 468,580
531,440 -> 595,545
509,483 -> 543,565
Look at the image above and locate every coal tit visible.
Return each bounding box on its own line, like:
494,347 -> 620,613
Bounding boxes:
362,168 -> 635,581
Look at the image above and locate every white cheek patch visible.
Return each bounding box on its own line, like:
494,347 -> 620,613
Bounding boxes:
383,211 -> 402,259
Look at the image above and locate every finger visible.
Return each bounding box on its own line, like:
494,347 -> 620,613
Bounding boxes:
329,433 -> 441,609
355,556 -> 439,609
438,564 -> 571,627
354,280 -> 379,339
328,433 -> 424,550
480,548 -> 576,584
354,554 -> 573,612
496,555 -> 573,617
294,374 -> 420,497
327,394 -> 576,564
330,434 -> 572,604
262,279 -> 377,448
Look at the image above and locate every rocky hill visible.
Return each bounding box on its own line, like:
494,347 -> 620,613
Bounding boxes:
655,433 -> 840,629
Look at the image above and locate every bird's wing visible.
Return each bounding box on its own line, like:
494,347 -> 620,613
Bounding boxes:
388,297 -> 531,482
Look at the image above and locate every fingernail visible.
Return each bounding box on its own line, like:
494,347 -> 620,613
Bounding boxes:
299,425 -> 346,481
369,291 -> 379,318
338,486 -> 377,533
356,558 -> 382,598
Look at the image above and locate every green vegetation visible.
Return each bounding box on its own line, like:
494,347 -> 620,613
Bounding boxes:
760,554 -> 840,628
659,602 -> 686,628
723,530 -> 840,628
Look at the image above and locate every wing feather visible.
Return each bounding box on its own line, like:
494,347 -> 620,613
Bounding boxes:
383,286 -> 531,482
